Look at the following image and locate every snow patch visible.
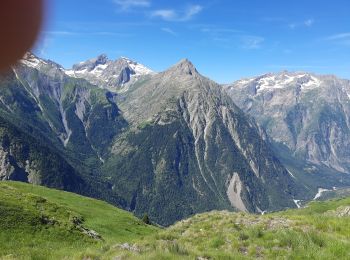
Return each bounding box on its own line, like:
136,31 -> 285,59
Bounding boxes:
313,188 -> 331,200
90,64 -> 108,76
122,57 -> 154,77
251,73 -> 322,93
21,56 -> 47,68
65,70 -> 75,77
293,199 -> 302,208
301,76 -> 321,90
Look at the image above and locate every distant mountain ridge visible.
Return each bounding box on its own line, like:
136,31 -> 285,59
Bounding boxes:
1,53 -> 349,226
225,71 -> 350,190
65,54 -> 154,91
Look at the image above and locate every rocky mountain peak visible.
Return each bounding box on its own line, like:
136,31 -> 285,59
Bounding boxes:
72,54 -> 110,72
23,52 -> 38,61
166,59 -> 198,76
20,52 -> 47,68
65,55 -> 153,89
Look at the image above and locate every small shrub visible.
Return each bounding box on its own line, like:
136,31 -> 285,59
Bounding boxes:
142,214 -> 151,225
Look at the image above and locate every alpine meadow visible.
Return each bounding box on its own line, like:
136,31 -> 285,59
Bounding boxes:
1,0 -> 350,259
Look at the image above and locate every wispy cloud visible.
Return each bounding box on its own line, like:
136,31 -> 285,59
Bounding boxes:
197,25 -> 263,50
326,33 -> 350,46
161,27 -> 177,36
289,18 -> 315,29
304,19 -> 314,27
199,27 -> 241,34
36,35 -> 53,56
113,0 -> 151,11
151,5 -> 203,22
44,31 -> 79,36
44,31 -> 132,37
327,33 -> 350,40
240,36 -> 264,49
152,10 -> 176,20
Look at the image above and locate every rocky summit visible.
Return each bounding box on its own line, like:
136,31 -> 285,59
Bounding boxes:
66,54 -> 154,91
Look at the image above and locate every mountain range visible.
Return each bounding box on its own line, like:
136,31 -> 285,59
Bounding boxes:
0,53 -> 349,226
225,72 -> 350,190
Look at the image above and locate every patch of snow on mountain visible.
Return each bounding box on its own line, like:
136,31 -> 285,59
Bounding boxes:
21,54 -> 47,68
293,199 -> 302,208
90,64 -> 108,76
252,73 -> 322,93
313,188 -> 331,200
66,69 -> 88,77
344,87 -> 350,100
122,57 -> 154,76
301,75 -> 321,90
257,75 -> 283,92
65,70 -> 75,77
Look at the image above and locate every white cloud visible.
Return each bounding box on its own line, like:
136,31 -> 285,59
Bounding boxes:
152,10 -> 177,20
151,5 -> 203,22
289,19 -> 315,29
43,31 -> 132,38
161,27 -> 177,36
240,36 -> 264,49
327,33 -> 350,40
304,19 -> 314,27
326,33 -> 350,46
113,0 -> 151,10
44,31 -> 79,36
185,5 -> 203,20
36,36 -> 52,56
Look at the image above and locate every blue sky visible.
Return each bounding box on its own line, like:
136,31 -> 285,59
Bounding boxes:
35,0 -> 350,83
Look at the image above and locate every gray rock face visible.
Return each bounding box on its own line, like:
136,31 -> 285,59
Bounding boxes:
0,147 -> 15,180
72,54 -> 109,72
325,206 -> 350,217
225,71 -> 350,176
66,55 -> 154,91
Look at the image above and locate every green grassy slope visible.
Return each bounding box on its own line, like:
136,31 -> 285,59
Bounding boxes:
0,181 -> 157,259
95,198 -> 350,260
1,181 -> 350,260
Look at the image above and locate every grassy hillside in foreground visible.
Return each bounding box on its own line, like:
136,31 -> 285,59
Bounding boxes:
1,181 -> 350,259
89,199 -> 350,259
0,181 -> 157,259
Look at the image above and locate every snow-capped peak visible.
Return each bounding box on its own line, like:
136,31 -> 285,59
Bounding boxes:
20,52 -> 47,68
235,71 -> 322,93
120,56 -> 154,76
64,55 -> 154,89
